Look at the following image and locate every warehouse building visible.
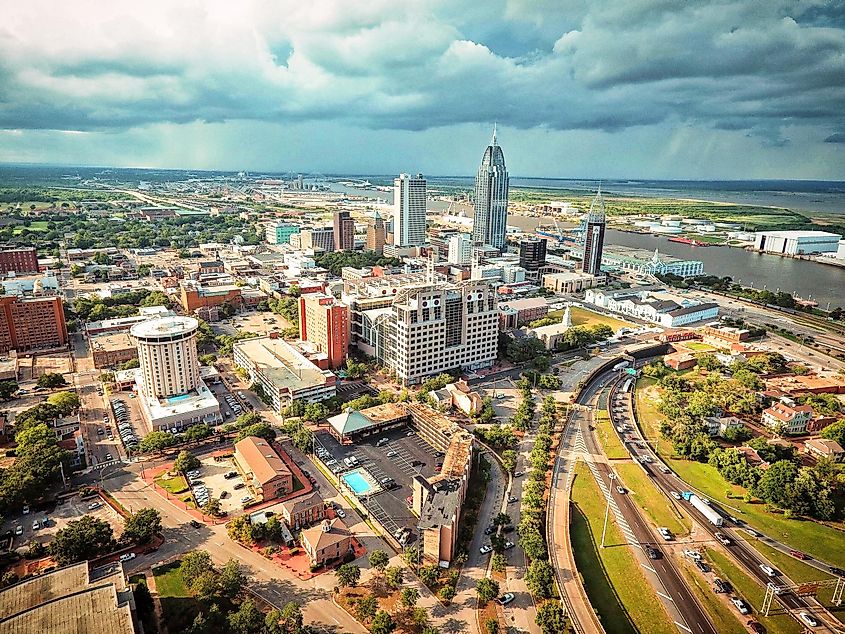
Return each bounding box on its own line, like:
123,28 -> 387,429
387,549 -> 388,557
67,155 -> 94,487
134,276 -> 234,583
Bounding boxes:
754,230 -> 842,255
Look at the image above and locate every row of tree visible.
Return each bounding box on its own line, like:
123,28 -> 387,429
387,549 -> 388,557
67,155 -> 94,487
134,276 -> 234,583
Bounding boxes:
49,508 -> 162,565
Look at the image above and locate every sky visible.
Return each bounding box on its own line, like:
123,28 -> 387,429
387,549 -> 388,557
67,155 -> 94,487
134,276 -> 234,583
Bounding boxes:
1,0 -> 844,180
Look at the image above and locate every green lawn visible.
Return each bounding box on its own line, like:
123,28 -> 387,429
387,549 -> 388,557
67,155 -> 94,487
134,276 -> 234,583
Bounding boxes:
684,341 -> 716,352
634,377 -> 845,569
614,463 -> 689,536
570,306 -> 634,332
676,558 -> 746,634
153,561 -> 200,633
594,411 -> 630,460
12,221 -> 49,234
154,472 -> 188,495
705,548 -> 801,634
571,462 -> 675,634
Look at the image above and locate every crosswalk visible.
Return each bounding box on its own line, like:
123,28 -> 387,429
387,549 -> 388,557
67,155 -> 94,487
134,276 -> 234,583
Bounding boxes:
582,452 -> 638,547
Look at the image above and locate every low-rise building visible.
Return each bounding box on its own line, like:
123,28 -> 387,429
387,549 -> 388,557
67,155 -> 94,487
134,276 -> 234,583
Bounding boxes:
301,518 -> 352,566
761,401 -> 814,435
90,332 -> 137,369
233,436 -> 294,501
665,351 -> 697,371
428,379 -> 484,416
498,297 -> 548,331
542,271 -> 601,294
585,287 -> 718,327
179,282 -> 243,313
699,323 -> 751,347
704,415 -> 745,437
233,335 -> 337,412
804,438 -> 845,462
280,490 -> 326,529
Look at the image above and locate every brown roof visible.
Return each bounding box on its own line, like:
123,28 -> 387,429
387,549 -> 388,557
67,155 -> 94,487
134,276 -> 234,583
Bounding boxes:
301,518 -> 350,551
281,490 -> 324,515
805,438 -> 845,454
764,403 -> 813,422
235,436 -> 291,486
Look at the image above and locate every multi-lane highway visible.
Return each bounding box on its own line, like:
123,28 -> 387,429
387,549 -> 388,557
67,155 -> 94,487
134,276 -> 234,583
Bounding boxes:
611,365 -> 844,632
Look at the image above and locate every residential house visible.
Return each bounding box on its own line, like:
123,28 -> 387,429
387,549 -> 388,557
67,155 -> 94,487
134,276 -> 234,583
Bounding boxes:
301,518 -> 353,566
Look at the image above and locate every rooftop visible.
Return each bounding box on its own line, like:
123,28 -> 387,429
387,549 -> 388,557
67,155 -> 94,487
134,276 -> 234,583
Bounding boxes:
755,230 -> 842,238
235,436 -> 292,486
90,332 -> 134,352
130,315 -> 198,338
233,336 -> 334,393
301,517 -> 350,551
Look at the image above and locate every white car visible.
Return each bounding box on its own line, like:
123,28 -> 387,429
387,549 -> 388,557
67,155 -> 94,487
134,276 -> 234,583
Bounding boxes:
498,593 -> 515,605
335,508 -> 346,518
759,564 -> 776,577
88,502 -> 102,510
504,541 -> 515,550
670,491 -> 681,500
14,525 -> 22,536
658,528 -> 673,541
479,544 -> 493,555
798,611 -> 819,628
240,495 -> 253,504
731,598 -> 749,615
119,552 -> 136,562
684,550 -> 702,561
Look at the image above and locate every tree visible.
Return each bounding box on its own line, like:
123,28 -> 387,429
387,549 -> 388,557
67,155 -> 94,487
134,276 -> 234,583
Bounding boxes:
491,553 -> 507,574
419,564 -> 440,586
525,560 -> 555,599
180,550 -> 214,590
183,424 -> 212,442
36,372 -> 68,388
123,508 -> 162,544
0,380 -> 17,400
50,516 -> 114,565
501,449 -> 517,474
202,497 -> 223,517
336,563 -> 361,587
235,422 -> 276,443
384,565 -> 403,590
476,578 -> 500,604
227,599 -> 264,634
139,430 -> 177,454
368,550 -> 389,574
278,602 -> 303,634
302,402 -> 328,422
370,610 -> 395,634
535,600 -> 567,634
227,515 -> 254,543
485,618 -> 500,634
821,419 -> 845,448
46,390 -> 81,415
754,460 -> 799,509
355,593 -> 378,622
400,587 -> 419,610
174,450 -> 201,473
217,558 -> 246,599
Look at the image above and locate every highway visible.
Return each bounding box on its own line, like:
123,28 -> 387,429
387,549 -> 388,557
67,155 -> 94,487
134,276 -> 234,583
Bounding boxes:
614,365 -> 845,632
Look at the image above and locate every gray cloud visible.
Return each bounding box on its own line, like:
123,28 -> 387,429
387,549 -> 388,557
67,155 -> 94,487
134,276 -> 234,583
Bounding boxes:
825,132 -> 845,143
0,0 -> 842,154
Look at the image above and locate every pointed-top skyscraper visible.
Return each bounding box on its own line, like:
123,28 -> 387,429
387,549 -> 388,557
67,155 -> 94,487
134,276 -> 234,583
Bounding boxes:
581,185 -> 606,275
472,125 -> 509,250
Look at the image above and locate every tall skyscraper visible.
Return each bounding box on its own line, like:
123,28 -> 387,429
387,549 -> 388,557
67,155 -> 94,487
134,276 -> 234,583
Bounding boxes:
333,210 -> 355,251
131,316 -> 200,399
472,126 -> 509,250
581,187 -> 606,276
366,210 -> 386,254
518,238 -> 547,273
394,173 -> 427,247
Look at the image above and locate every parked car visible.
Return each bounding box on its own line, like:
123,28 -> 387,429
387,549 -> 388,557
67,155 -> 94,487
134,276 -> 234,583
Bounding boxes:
507,495 -> 518,503
479,544 -> 493,555
88,502 -> 102,510
747,620 -> 765,634
684,550 -> 702,561
32,520 -> 40,530
731,598 -> 749,615
658,527 -> 673,541
119,552 -> 136,562
695,560 -> 711,573
514,471 -> 524,477
713,578 -> 728,593
484,525 -> 496,536
498,593 -> 515,605
504,541 -> 515,550
14,525 -> 23,536
190,520 -> 202,528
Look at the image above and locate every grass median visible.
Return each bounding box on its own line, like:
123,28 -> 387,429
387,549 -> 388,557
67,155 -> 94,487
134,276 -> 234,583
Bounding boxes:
634,377 -> 845,569
705,547 -> 801,634
614,463 -> 689,536
594,410 -> 630,460
570,462 -> 675,634
676,558 -> 745,634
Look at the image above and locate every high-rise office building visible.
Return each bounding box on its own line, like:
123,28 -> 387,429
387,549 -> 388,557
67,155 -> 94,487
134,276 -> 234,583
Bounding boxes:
265,222 -> 300,245
581,188 -> 606,276
293,227 -> 334,252
333,211 -> 355,251
519,238 -> 547,274
131,316 -> 200,399
0,296 -> 67,354
472,126 -> 509,250
299,293 -> 350,370
366,211 -> 386,254
394,173 -> 427,247
447,233 -> 473,265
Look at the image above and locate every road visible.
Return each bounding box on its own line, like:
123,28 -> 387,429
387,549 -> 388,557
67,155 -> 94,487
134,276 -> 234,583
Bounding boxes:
618,367 -> 845,632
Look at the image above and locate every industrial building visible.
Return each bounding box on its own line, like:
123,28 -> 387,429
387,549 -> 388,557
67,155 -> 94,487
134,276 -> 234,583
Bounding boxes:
233,335 -> 337,411
754,230 -> 842,255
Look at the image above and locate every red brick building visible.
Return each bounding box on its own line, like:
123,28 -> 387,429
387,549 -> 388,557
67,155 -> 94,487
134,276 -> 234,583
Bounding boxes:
0,296 -> 68,353
299,293 -> 349,370
179,283 -> 242,313
0,247 -> 39,274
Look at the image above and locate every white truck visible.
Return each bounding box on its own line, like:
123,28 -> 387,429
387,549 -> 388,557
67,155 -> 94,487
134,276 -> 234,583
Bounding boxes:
686,493 -> 723,526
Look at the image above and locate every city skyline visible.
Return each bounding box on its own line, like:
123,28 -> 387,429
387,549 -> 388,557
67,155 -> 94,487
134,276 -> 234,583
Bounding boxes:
1,2 -> 844,180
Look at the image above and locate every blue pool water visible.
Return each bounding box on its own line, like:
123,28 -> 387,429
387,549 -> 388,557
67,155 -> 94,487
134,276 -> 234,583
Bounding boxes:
165,393 -> 192,404
343,471 -> 373,495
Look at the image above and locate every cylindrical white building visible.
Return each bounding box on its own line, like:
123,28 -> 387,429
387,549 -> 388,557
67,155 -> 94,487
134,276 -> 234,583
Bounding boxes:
130,316 -> 200,399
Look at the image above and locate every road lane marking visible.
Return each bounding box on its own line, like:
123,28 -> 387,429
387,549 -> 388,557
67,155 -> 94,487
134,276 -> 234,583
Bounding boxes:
674,621 -> 692,633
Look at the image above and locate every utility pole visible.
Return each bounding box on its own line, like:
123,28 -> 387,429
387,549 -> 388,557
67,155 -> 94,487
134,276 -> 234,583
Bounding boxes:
600,495 -> 611,548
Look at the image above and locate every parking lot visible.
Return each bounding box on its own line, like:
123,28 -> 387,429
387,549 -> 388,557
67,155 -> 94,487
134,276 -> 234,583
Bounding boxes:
206,381 -> 249,423
314,426 -> 443,542
186,456 -> 248,514
1,493 -> 124,551
109,394 -> 145,456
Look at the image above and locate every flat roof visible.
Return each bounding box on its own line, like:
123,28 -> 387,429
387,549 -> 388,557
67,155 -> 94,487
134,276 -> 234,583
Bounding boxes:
756,230 -> 842,238
234,336 -> 334,393
90,332 -> 134,352
130,315 -> 198,338
136,372 -> 220,422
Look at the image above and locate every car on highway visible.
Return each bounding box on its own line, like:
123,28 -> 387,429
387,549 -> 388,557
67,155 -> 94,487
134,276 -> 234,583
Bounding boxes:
714,532 -> 731,545
119,552 -> 136,562
644,545 -> 661,560
498,593 -> 515,605
798,612 -> 819,627
759,564 -> 777,577
789,549 -> 808,560
767,583 -> 786,595
731,598 -> 749,615
670,491 -> 681,500
615,486 -> 626,494
479,544 -> 493,555
829,566 -> 845,577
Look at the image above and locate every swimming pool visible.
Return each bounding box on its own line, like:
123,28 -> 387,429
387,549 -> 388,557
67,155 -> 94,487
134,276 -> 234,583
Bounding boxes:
342,469 -> 378,496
